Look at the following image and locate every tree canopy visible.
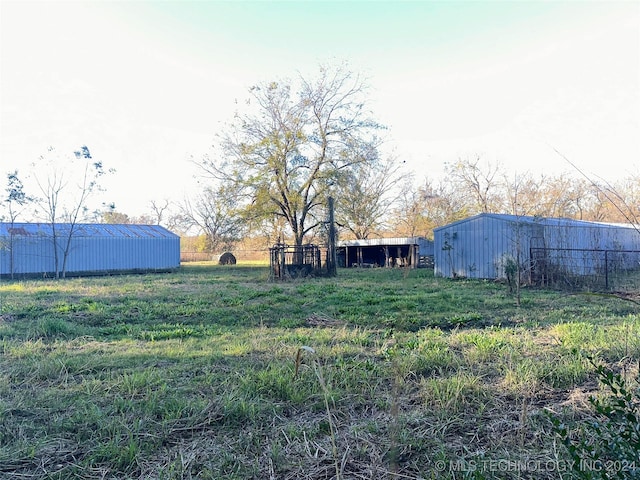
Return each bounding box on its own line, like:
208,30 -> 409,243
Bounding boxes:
198,64 -> 384,247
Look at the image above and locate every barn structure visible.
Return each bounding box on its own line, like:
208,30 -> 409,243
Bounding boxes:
337,237 -> 434,268
433,213 -> 640,287
0,222 -> 180,278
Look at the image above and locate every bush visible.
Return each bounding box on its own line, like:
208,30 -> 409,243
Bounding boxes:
550,360 -> 640,479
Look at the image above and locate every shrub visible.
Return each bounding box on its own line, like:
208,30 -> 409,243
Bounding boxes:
550,361 -> 640,479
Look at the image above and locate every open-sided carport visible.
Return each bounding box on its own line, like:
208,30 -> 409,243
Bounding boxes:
337,237 -> 434,268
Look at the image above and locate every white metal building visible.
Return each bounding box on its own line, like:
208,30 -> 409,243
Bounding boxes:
0,223 -> 180,278
433,214 -> 640,280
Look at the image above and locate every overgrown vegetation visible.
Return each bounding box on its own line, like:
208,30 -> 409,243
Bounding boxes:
1,264 -> 639,479
550,357 -> 640,479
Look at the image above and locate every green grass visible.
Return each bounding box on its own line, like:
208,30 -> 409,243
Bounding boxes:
0,264 -> 638,479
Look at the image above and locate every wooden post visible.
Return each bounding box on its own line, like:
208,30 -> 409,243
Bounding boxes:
280,246 -> 286,279
327,196 -> 337,277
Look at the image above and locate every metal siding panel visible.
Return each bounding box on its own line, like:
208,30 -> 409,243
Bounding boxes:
124,237 -> 135,269
434,227 -> 448,277
141,238 -> 151,268
2,235 -> 52,274
1,222 -> 179,276
491,217 -> 502,279
75,237 -> 89,271
119,238 -> 131,270
488,216 -> 503,279
65,237 -> 80,273
101,237 -> 112,270
467,216 -> 482,278
456,218 -> 469,276
466,215 -> 486,279
489,216 -> 501,279
140,238 -> 150,269
458,218 -> 470,277
444,215 -> 473,278
481,216 -> 491,277
91,238 -> 101,270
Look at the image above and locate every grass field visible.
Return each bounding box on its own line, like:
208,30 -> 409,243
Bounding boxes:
1,264 -> 638,479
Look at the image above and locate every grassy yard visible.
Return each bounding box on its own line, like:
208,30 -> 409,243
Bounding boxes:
1,265 -> 639,479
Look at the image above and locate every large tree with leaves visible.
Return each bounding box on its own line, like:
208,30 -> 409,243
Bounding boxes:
199,64 -> 384,247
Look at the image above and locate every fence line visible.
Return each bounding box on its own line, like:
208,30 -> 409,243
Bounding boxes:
530,247 -> 640,292
180,249 -> 270,263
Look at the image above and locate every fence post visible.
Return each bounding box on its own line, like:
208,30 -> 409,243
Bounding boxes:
281,247 -> 286,279
327,196 -> 337,277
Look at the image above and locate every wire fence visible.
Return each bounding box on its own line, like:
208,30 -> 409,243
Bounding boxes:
269,244 -> 329,280
180,250 -> 269,263
530,247 -> 640,292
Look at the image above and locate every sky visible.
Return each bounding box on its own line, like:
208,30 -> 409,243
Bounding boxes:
1,0 -> 639,218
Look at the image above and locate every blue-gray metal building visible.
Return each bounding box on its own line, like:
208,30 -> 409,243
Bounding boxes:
433,213 -> 640,282
0,223 -> 180,278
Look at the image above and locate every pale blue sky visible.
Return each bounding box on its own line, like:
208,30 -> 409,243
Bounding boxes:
1,1 -> 638,217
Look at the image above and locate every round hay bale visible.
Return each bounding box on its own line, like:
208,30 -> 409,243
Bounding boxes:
218,252 -> 237,265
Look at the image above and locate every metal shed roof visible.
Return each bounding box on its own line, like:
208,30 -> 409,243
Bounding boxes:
338,237 -> 428,247
0,222 -> 179,239
433,213 -> 639,232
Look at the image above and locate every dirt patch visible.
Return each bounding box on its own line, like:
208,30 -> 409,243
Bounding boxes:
305,313 -> 346,327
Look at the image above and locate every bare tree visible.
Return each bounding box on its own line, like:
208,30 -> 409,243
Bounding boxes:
445,156 -> 503,214
599,175 -> 640,223
392,182 -> 427,238
32,145 -> 112,278
502,171 -> 547,217
335,155 -> 407,239
179,183 -> 246,254
149,199 -> 170,225
392,177 -> 467,239
553,148 -> 640,227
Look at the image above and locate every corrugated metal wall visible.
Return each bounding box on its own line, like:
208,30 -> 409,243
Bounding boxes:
434,215 -> 541,278
539,220 -> 640,276
542,220 -> 640,250
0,223 -> 180,277
434,214 -> 640,279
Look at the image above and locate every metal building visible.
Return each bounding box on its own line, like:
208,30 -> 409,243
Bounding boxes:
337,237 -> 434,268
0,223 -> 180,278
433,213 -> 640,282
